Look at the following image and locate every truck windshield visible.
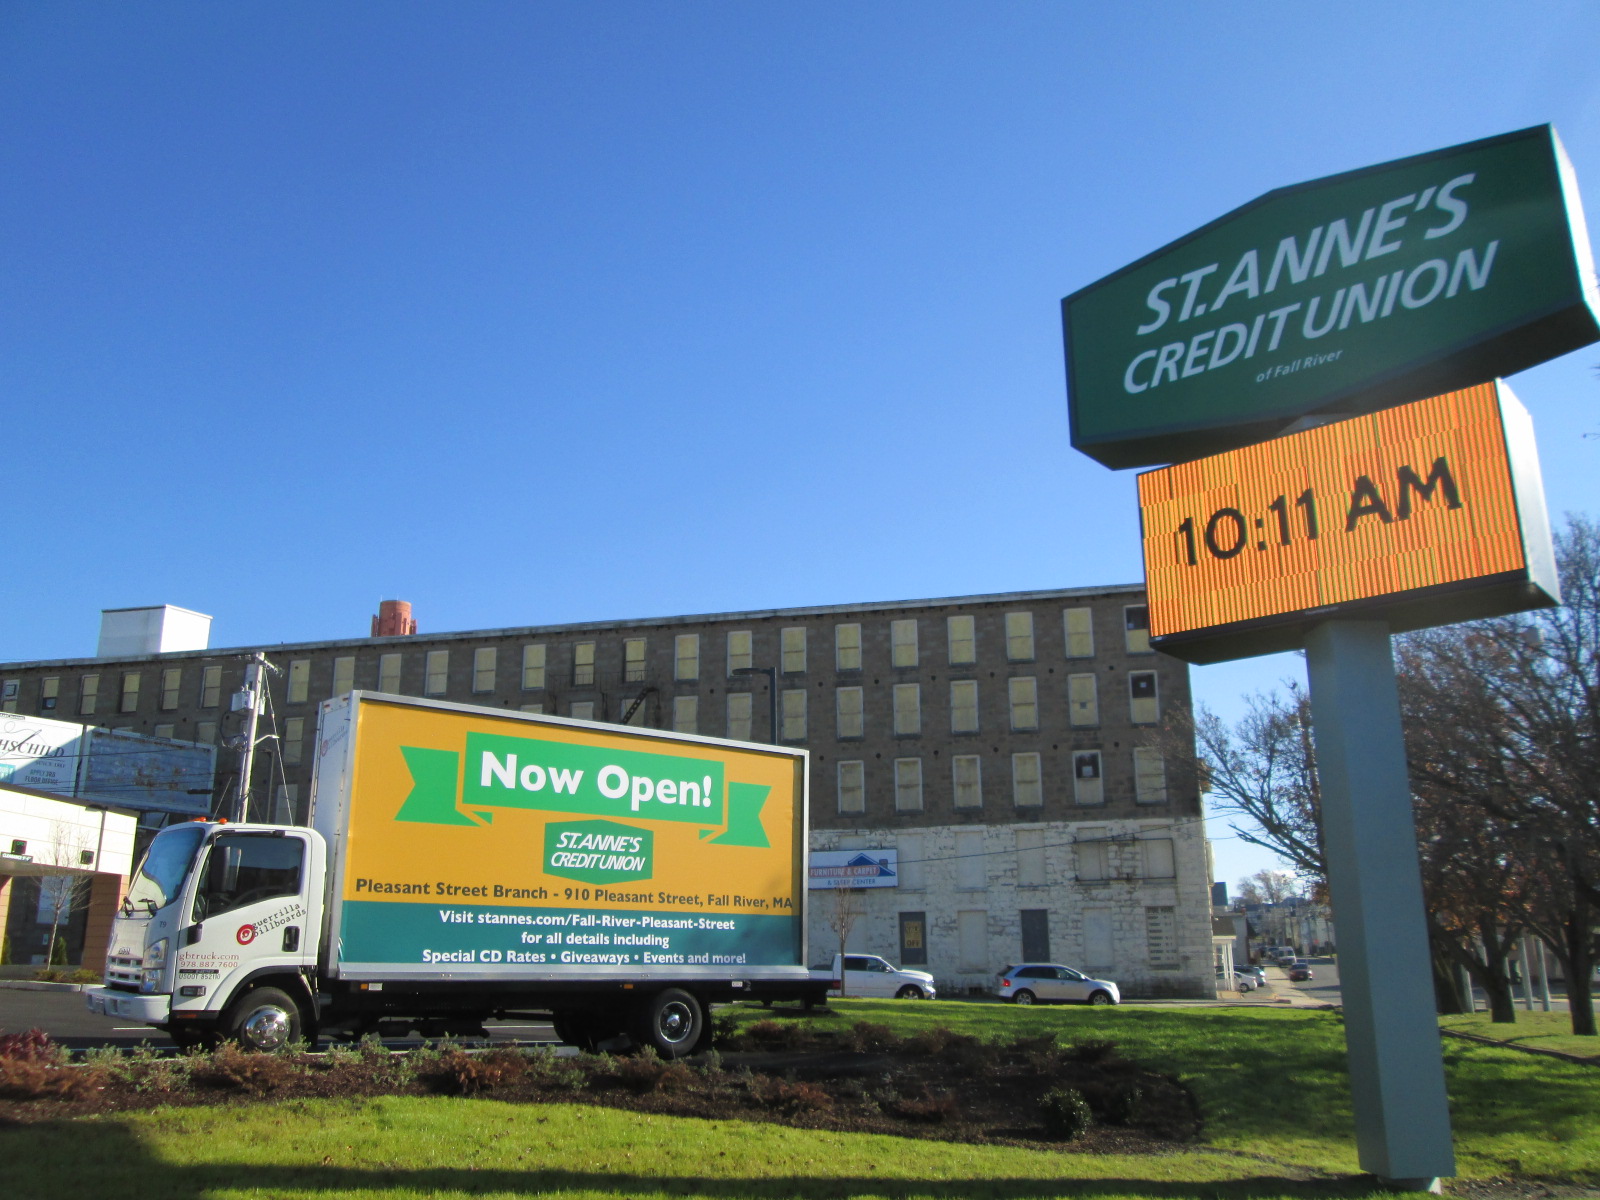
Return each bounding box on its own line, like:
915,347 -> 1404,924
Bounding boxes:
125,823 -> 208,913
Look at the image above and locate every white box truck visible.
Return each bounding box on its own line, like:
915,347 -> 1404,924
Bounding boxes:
87,692 -> 814,1057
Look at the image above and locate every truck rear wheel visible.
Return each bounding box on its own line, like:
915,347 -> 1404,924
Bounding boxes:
632,988 -> 702,1059
222,986 -> 304,1052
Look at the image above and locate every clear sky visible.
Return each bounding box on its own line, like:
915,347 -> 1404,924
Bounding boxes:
4,3 -> 1597,889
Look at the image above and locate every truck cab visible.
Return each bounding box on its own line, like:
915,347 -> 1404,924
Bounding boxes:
87,820 -> 326,1050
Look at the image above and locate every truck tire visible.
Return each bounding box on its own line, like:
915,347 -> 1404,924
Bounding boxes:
895,984 -> 926,999
222,986 -> 304,1051
632,988 -> 702,1059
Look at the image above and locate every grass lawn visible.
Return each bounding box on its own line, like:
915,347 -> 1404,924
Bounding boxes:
3,1002 -> 1596,1200
1438,1010 -> 1600,1061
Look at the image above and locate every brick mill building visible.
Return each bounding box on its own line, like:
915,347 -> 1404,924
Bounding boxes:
0,585 -> 1217,997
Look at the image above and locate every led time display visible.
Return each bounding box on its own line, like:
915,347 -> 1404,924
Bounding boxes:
1137,380 -> 1559,662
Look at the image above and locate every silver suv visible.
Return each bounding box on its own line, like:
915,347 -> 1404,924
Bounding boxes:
996,963 -> 1120,1006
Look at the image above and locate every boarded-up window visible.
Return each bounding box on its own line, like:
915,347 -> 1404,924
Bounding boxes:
521,645 -> 546,690
283,717 -> 304,765
837,761 -> 865,814
674,635 -> 699,682
200,665 -> 222,708
1005,612 -> 1035,661
894,758 -> 923,811
40,676 -> 59,711
153,724 -> 174,741
893,683 -> 921,735
1073,750 -> 1104,805
947,614 -> 976,665
890,619 -> 918,667
836,686 -> 864,739
834,623 -> 861,671
287,660 -> 310,704
1082,907 -> 1114,970
570,700 -> 595,721
196,721 -> 217,745
781,627 -> 806,674
898,833 -> 922,889
727,692 -> 753,741
379,653 -> 403,693
1012,752 -> 1043,807
1016,828 -> 1045,887
1130,671 -> 1159,724
1143,837 -> 1176,879
159,668 -> 182,711
956,830 -> 985,889
424,651 -> 448,696
1077,829 -> 1109,881
1068,673 -> 1099,727
1008,677 -> 1038,730
781,689 -> 806,740
950,680 -> 978,733
898,910 -> 928,965
79,674 -> 99,716
1124,605 -> 1152,654
332,657 -> 356,697
1134,747 -> 1168,803
1020,908 -> 1050,962
574,642 -> 596,686
473,648 -> 497,693
727,631 -> 753,675
1064,607 -> 1094,658
623,638 -> 647,683
672,696 -> 698,734
952,755 -> 982,809
957,909 -> 988,972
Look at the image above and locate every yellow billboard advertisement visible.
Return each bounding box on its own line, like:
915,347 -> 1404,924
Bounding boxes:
318,695 -> 806,973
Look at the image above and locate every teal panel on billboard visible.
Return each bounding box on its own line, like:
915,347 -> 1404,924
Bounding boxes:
1063,126 -> 1600,469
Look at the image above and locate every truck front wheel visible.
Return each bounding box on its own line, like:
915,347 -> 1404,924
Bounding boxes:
222,986 -> 304,1052
633,988 -> 703,1059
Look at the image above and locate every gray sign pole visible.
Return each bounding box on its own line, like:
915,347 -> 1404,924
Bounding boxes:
1305,619 -> 1455,1189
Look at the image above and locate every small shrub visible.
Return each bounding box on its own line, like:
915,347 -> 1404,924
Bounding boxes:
710,1011 -> 742,1046
0,1057 -> 101,1100
891,1085 -> 958,1123
902,1026 -> 980,1057
1066,1038 -> 1121,1066
522,1046 -> 588,1092
748,1075 -> 833,1114
0,1028 -> 64,1065
609,1046 -> 695,1094
1039,1086 -> 1094,1140
1100,1080 -> 1146,1125
842,1021 -> 899,1053
200,1043 -> 302,1094
424,1046 -> 526,1096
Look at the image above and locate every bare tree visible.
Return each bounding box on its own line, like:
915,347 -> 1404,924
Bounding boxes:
819,883 -> 865,998
1397,514 -> 1600,1036
39,819 -> 96,969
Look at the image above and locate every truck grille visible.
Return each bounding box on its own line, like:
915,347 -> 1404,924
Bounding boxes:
105,956 -> 141,988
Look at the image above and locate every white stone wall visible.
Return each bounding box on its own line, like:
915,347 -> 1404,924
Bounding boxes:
0,787 -> 138,878
808,817 -> 1214,999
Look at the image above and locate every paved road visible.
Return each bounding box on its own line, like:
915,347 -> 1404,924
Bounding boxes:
0,985 -> 557,1051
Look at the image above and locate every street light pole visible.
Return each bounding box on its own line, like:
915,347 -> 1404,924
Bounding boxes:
732,666 -> 778,744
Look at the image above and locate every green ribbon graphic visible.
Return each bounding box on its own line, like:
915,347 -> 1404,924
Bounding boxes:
393,745 -> 770,848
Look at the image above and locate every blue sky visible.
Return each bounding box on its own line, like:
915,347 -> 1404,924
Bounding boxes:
4,3 -> 1598,887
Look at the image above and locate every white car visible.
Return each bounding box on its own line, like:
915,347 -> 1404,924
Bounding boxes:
996,963 -> 1120,1006
831,954 -> 937,999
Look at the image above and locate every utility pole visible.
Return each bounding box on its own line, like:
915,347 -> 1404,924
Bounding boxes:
231,652 -> 275,822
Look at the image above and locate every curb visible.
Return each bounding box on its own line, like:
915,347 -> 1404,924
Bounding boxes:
0,980 -> 91,993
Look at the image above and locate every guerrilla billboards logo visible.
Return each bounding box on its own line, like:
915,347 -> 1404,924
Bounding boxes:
544,819 -> 653,884
388,728 -> 772,888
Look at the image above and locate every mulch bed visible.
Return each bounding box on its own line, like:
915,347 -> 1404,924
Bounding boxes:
0,1018 -> 1201,1152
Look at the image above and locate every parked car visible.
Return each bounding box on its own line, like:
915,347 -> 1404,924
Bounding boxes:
1274,950 -> 1300,967
1215,967 -> 1255,992
1237,964 -> 1268,989
822,954 -> 937,999
996,963 -> 1120,1006
1287,961 -> 1315,982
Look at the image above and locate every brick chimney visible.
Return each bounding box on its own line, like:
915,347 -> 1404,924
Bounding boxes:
372,599 -> 418,638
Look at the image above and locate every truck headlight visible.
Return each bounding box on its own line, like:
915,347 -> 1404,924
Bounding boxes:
143,938 -> 169,970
